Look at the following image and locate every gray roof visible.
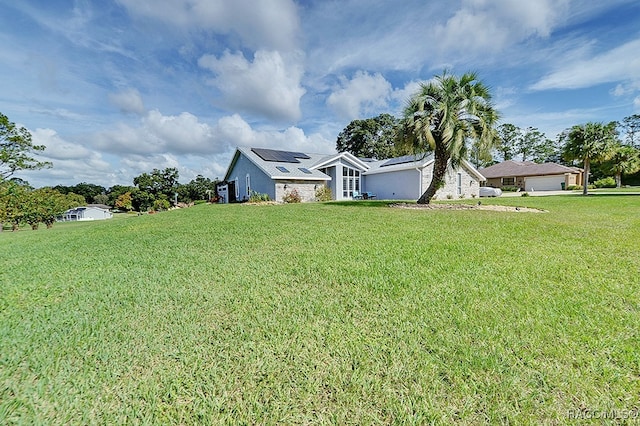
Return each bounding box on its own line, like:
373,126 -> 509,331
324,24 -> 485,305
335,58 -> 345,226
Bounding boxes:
227,147 -> 364,181
479,161 -> 581,178
365,153 -> 434,175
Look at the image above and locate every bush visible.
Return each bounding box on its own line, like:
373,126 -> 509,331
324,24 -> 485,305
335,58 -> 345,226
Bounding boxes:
521,192 -> 530,197
594,177 -> 616,188
153,198 -> 170,211
567,184 -> 596,190
282,189 -> 301,203
502,186 -> 519,192
249,191 -> 271,203
315,185 -> 332,202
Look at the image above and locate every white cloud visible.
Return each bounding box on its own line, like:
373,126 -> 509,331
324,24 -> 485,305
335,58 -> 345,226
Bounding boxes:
117,0 -> 300,51
108,89 -> 145,115
390,80 -> 422,113
94,110 -> 225,155
21,128 -> 114,187
434,0 -> 570,55
327,71 -> 392,120
198,50 -> 305,122
531,39 -> 640,90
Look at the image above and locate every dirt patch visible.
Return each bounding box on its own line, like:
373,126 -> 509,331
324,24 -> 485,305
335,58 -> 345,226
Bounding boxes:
389,202 -> 547,213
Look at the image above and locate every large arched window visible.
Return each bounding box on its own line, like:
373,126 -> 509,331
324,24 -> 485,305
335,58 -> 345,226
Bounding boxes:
342,166 -> 360,198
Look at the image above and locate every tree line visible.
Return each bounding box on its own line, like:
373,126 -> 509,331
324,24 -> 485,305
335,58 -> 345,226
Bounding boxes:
338,103 -> 640,201
1,111 -> 220,230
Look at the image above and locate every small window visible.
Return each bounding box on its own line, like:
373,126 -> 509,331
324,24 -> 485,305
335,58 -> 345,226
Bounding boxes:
502,177 -> 515,186
276,166 -> 290,173
298,167 -> 312,174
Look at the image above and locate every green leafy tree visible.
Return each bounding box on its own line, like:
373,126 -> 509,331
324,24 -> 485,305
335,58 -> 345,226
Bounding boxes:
108,185 -> 135,206
178,175 -> 218,202
93,193 -> 110,206
1,112 -> 52,179
0,180 -> 29,231
115,191 -> 133,211
495,123 -> 521,161
336,113 -> 406,159
620,114 -> 640,148
131,189 -> 155,212
562,121 -> 618,195
519,127 -> 555,163
134,168 -> 179,199
398,71 -> 499,204
604,145 -> 640,187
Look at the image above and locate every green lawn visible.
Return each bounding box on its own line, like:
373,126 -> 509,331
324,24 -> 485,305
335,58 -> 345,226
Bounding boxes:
1,195 -> 639,424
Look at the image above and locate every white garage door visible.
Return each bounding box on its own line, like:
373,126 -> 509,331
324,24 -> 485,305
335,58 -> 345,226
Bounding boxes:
525,175 -> 564,191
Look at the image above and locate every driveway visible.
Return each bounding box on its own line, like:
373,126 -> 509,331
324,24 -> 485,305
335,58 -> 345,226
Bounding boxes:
500,190 -> 571,197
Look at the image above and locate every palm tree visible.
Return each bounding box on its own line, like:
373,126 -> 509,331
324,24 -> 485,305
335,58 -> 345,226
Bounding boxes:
562,122 -> 618,195
607,145 -> 640,188
398,71 -> 499,204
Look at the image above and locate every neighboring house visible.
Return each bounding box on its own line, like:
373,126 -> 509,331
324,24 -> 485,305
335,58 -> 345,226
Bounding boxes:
479,160 -> 583,191
222,147 -> 485,202
59,206 -> 113,221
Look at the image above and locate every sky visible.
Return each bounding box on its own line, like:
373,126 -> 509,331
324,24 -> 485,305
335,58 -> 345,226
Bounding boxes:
1,0 -> 639,188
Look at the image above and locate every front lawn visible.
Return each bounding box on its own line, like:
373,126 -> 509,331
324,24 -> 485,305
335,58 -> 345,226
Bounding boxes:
1,196 -> 639,424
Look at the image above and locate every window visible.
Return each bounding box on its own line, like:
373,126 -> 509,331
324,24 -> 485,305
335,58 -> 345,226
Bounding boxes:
246,174 -> 251,196
234,178 -> 239,199
457,172 -> 462,195
502,177 -> 515,186
276,166 -> 290,173
341,165 -> 360,198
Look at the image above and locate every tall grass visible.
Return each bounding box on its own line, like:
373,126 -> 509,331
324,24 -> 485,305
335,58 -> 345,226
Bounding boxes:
1,195 -> 639,424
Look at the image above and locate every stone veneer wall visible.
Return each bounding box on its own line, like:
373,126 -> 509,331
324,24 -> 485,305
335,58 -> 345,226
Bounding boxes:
275,181 -> 323,202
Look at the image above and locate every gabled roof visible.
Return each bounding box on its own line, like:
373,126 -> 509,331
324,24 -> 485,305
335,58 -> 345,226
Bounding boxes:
364,153 -> 486,181
224,147 -> 332,181
479,160 -> 581,178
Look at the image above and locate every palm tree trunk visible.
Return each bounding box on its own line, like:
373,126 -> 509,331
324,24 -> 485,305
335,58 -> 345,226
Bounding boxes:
417,147 -> 450,204
615,172 -> 622,188
583,158 -> 590,196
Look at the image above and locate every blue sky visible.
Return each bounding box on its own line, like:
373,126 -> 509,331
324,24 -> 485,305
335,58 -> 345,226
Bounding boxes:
1,0 -> 639,188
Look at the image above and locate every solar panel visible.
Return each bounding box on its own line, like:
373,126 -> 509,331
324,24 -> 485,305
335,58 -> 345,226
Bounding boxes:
252,148 -> 311,163
276,166 -> 290,173
380,154 -> 422,167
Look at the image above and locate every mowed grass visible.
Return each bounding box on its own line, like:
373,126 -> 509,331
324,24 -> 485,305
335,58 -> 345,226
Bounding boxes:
1,195 -> 639,424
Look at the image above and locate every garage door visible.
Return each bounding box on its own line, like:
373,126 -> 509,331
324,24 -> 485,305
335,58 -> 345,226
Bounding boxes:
525,175 -> 564,191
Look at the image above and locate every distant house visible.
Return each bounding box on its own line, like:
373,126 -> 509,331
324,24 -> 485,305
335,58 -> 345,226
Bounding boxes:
479,160 -> 583,191
59,206 -> 113,221
221,147 -> 486,202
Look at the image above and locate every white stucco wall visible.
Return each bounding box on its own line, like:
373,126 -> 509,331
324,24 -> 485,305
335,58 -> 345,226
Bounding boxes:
364,169 -> 421,200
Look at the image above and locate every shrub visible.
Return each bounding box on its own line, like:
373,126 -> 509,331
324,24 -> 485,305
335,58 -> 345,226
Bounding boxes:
282,189 -> 301,203
249,191 -> 271,203
446,194 -> 453,199
315,185 -> 332,202
521,192 -> 530,197
594,177 -> 616,188
567,184 -> 596,190
153,198 -> 170,211
502,186 -> 519,192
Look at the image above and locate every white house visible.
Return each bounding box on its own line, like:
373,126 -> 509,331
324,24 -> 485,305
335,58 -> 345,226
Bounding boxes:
222,147 -> 486,202
363,154 -> 485,200
59,206 -> 113,221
